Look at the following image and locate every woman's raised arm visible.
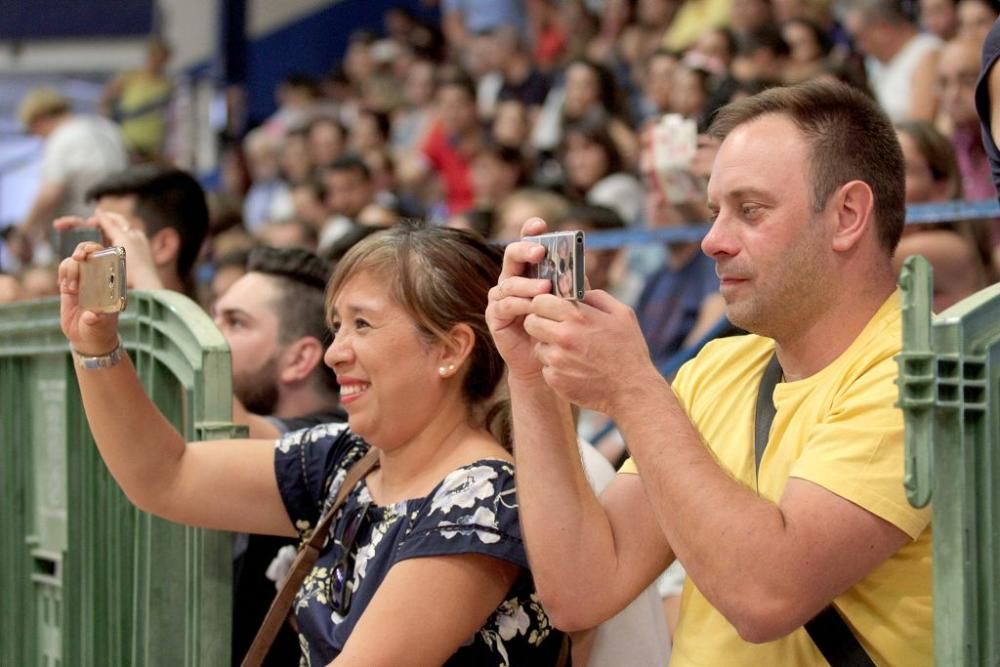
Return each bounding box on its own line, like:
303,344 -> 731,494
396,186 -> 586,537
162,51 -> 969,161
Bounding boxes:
60,242 -> 295,537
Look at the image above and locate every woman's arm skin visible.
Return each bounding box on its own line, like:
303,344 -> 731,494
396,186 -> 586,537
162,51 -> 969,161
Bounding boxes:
60,242 -> 294,537
330,555 -> 522,667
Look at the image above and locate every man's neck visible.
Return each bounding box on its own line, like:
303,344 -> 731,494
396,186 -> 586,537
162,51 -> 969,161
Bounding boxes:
774,269 -> 897,381
272,387 -> 340,421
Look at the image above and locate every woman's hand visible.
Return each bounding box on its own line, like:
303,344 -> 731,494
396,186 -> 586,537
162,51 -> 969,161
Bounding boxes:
485,217 -> 552,382
59,241 -> 120,356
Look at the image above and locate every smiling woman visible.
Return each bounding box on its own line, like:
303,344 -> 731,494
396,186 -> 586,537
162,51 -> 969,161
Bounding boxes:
57,223 -> 566,666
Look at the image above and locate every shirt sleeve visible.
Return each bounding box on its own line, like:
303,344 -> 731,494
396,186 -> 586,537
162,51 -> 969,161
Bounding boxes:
393,460 -> 529,570
272,422 -> 363,539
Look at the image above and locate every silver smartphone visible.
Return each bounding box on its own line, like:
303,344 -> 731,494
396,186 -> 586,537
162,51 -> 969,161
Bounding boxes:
79,246 -> 127,313
522,231 -> 585,300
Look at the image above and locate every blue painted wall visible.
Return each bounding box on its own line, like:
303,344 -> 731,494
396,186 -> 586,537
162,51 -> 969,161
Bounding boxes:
244,0 -> 438,125
0,0 -> 153,39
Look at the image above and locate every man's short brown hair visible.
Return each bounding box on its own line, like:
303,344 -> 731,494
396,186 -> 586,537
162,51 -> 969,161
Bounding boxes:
708,80 -> 905,253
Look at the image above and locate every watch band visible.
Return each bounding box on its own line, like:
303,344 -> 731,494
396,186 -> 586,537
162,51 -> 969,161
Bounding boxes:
72,339 -> 126,370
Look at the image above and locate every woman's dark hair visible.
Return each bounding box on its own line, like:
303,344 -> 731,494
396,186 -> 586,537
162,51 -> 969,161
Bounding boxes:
565,57 -> 627,119
783,18 -> 833,58
325,222 -> 510,444
561,111 -> 624,191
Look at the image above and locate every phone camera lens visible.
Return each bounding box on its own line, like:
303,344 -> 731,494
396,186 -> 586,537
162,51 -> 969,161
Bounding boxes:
108,275 -> 115,286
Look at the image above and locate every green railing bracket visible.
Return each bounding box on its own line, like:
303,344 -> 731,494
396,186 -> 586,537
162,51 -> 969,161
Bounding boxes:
897,255 -> 1000,667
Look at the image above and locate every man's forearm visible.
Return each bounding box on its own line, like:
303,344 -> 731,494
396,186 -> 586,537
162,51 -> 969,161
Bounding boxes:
614,376 -> 795,630
509,376 -> 626,626
23,181 -> 65,236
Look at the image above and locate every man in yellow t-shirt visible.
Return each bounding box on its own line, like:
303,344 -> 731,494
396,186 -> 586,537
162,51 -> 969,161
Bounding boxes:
487,80 -> 932,666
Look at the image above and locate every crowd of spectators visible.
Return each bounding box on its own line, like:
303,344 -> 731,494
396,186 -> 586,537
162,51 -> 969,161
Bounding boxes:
7,0 -> 1000,662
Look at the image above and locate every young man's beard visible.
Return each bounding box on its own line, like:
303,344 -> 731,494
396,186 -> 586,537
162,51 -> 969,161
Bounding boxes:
234,355 -> 281,416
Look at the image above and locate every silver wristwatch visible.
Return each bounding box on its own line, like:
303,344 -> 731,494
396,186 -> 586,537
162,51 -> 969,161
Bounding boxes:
71,339 -> 126,370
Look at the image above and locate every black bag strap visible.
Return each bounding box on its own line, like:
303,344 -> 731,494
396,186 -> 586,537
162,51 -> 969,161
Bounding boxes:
754,352 -> 875,667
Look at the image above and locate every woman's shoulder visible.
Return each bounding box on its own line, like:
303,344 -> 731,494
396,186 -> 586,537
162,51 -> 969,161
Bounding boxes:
425,458 -> 517,516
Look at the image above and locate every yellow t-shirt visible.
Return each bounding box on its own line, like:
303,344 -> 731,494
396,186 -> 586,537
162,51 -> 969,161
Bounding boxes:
662,0 -> 731,52
621,290 -> 932,666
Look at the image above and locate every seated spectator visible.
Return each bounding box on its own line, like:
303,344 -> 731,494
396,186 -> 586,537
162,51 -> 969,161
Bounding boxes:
307,115 -> 348,170
289,177 -> 332,235
390,57 -> 438,156
637,49 -> 682,122
936,37 -> 996,200
471,144 -> 528,210
257,219 -> 319,252
493,188 -> 570,241
781,18 -> 834,83
492,99 -> 533,150
494,80 -> 932,667
894,228 -> 992,309
279,128 -> 314,184
264,74 -> 321,139
894,120 -> 996,304
318,155 -> 376,252
561,114 -> 644,225
492,26 -> 553,110
350,108 -> 392,156
412,67 -> 484,216
534,58 -> 638,165
842,0 -> 941,122
920,0 -> 959,40
956,0 -> 1000,42
242,128 -> 293,233
59,223 -> 567,665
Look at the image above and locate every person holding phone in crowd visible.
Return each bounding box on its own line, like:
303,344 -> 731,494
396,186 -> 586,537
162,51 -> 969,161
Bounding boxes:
488,81 -> 931,665
59,223 -> 565,666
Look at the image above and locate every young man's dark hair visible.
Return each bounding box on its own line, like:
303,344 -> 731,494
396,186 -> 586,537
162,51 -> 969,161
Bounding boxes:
245,246 -> 338,396
326,153 -> 372,181
709,80 -> 906,252
86,165 -> 209,284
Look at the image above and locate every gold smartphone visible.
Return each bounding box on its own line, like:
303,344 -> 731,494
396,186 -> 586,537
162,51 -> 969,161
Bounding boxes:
79,246 -> 127,313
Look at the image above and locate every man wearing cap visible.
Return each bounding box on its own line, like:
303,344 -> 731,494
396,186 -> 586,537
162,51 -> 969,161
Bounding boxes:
17,88 -> 127,246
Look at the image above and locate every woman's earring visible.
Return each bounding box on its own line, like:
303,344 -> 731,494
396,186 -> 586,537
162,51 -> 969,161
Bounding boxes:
439,364 -> 456,377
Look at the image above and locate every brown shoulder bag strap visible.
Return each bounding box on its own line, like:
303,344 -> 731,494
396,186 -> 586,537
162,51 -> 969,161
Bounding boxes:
241,448 -> 380,667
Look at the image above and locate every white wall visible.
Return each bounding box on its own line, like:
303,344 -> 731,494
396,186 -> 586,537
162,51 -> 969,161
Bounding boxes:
159,0 -> 217,70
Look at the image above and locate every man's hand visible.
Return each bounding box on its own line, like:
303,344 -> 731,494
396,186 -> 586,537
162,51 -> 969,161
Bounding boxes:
485,217 -> 553,382
524,288 -> 663,415
53,212 -> 163,289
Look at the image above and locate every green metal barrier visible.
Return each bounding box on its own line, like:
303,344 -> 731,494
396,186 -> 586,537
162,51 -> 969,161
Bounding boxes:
0,290 -> 243,666
898,256 -> 1000,666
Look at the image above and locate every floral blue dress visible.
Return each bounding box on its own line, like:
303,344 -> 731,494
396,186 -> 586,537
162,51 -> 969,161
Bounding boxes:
273,422 -> 565,666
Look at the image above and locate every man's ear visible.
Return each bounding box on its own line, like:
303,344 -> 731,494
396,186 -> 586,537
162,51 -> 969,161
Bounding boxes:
830,180 -> 876,253
436,323 -> 476,379
279,337 -> 326,384
149,227 -> 181,268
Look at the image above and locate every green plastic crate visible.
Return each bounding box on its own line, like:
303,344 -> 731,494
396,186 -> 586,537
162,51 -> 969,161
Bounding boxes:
898,256 -> 1000,667
1,290 -> 243,666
